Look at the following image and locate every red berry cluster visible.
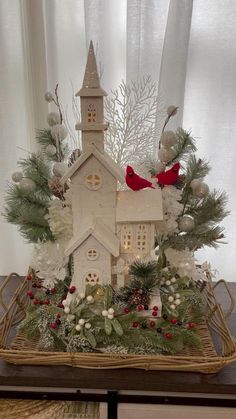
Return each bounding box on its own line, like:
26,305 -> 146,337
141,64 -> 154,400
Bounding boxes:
50,314 -> 61,329
152,306 -> 158,317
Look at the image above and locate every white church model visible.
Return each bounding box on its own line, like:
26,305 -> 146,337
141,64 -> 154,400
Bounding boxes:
61,41 -> 163,293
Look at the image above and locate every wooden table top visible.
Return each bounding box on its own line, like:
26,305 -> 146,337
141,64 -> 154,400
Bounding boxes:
0,279 -> 236,395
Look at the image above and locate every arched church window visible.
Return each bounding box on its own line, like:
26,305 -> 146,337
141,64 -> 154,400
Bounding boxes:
84,270 -> 100,284
87,103 -> 96,122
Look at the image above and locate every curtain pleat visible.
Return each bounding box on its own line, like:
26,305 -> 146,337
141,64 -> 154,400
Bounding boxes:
158,0 -> 193,130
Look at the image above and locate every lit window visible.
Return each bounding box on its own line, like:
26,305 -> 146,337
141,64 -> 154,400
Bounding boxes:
87,249 -> 99,260
84,270 -> 100,284
88,104 -> 96,122
136,224 -> 147,252
85,174 -> 102,190
121,224 -> 133,252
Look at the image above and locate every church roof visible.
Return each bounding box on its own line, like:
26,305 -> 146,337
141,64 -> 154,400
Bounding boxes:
76,41 -> 107,97
116,189 -> 163,223
65,221 -> 120,257
60,145 -> 125,184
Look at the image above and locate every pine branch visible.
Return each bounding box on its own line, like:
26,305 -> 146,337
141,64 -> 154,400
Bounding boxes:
170,128 -> 197,164
19,153 -> 52,195
36,129 -> 69,162
129,259 -> 158,278
162,225 -> 225,251
188,190 -> 229,226
183,155 -> 210,184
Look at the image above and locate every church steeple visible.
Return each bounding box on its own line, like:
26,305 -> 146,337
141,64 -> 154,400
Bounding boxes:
76,41 -> 107,97
75,41 -> 108,151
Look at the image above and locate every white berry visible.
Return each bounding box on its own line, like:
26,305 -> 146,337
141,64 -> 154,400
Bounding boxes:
175,293 -> 180,299
12,171 -> 23,183
75,324 -> 81,331
108,308 -> 114,315
168,296 -> 174,302
64,307 -> 70,314
107,314 -> 114,320
86,295 -> 94,303
170,304 -> 176,310
78,318 -> 85,326
102,310 -> 108,317
165,280 -> 171,286
79,293 -> 85,299
85,323 -> 91,329
175,299 -> 181,305
171,277 -> 176,283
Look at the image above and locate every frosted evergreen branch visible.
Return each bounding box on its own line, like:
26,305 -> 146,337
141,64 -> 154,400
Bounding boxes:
162,225 -> 225,251
170,128 -> 197,164
187,190 -> 229,226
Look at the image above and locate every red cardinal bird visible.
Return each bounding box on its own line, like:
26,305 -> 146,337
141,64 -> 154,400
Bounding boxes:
125,166 -> 155,191
155,162 -> 180,186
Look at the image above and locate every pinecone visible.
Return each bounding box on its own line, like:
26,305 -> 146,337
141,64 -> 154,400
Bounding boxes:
68,149 -> 81,167
48,176 -> 68,199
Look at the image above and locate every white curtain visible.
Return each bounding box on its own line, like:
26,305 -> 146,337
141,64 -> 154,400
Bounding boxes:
1,0 -> 236,282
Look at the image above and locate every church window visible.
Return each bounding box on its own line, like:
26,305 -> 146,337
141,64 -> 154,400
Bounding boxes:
84,270 -> 100,284
136,224 -> 148,252
85,174 -> 102,190
87,103 -> 96,122
87,249 -> 99,260
120,224 -> 133,252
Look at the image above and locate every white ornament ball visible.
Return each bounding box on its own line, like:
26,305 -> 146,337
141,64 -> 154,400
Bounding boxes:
167,105 -> 178,116
170,304 -> 176,310
175,299 -> 181,306
158,147 -> 175,163
85,323 -> 91,329
171,277 -> 176,283
175,293 -> 180,299
44,92 -> 54,102
102,310 -> 108,317
51,124 -> 68,141
168,296 -> 174,302
47,112 -> 61,126
64,307 -> 70,314
155,162 -> 166,174
190,179 -> 202,191
108,308 -> 114,315
179,215 -> 195,232
165,280 -> 171,286
12,171 -> 23,183
86,295 -> 94,303
45,144 -> 57,156
107,314 -> 114,320
79,293 -> 85,299
19,178 -> 36,193
78,318 -> 85,326
160,131 -> 177,148
193,182 -> 209,198
53,162 -> 67,178
75,324 -> 81,331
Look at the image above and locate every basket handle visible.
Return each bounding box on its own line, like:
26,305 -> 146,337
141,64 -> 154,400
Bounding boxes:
212,279 -> 235,319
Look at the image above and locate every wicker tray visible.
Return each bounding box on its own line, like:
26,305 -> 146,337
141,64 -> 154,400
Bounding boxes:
0,273 -> 236,373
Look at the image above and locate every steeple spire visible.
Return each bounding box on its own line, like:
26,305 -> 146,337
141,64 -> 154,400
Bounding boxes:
76,41 -> 107,97
82,41 -> 100,89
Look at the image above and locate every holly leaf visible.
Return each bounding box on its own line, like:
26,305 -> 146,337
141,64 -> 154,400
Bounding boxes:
104,317 -> 112,335
112,318 -> 123,336
84,330 -> 97,348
